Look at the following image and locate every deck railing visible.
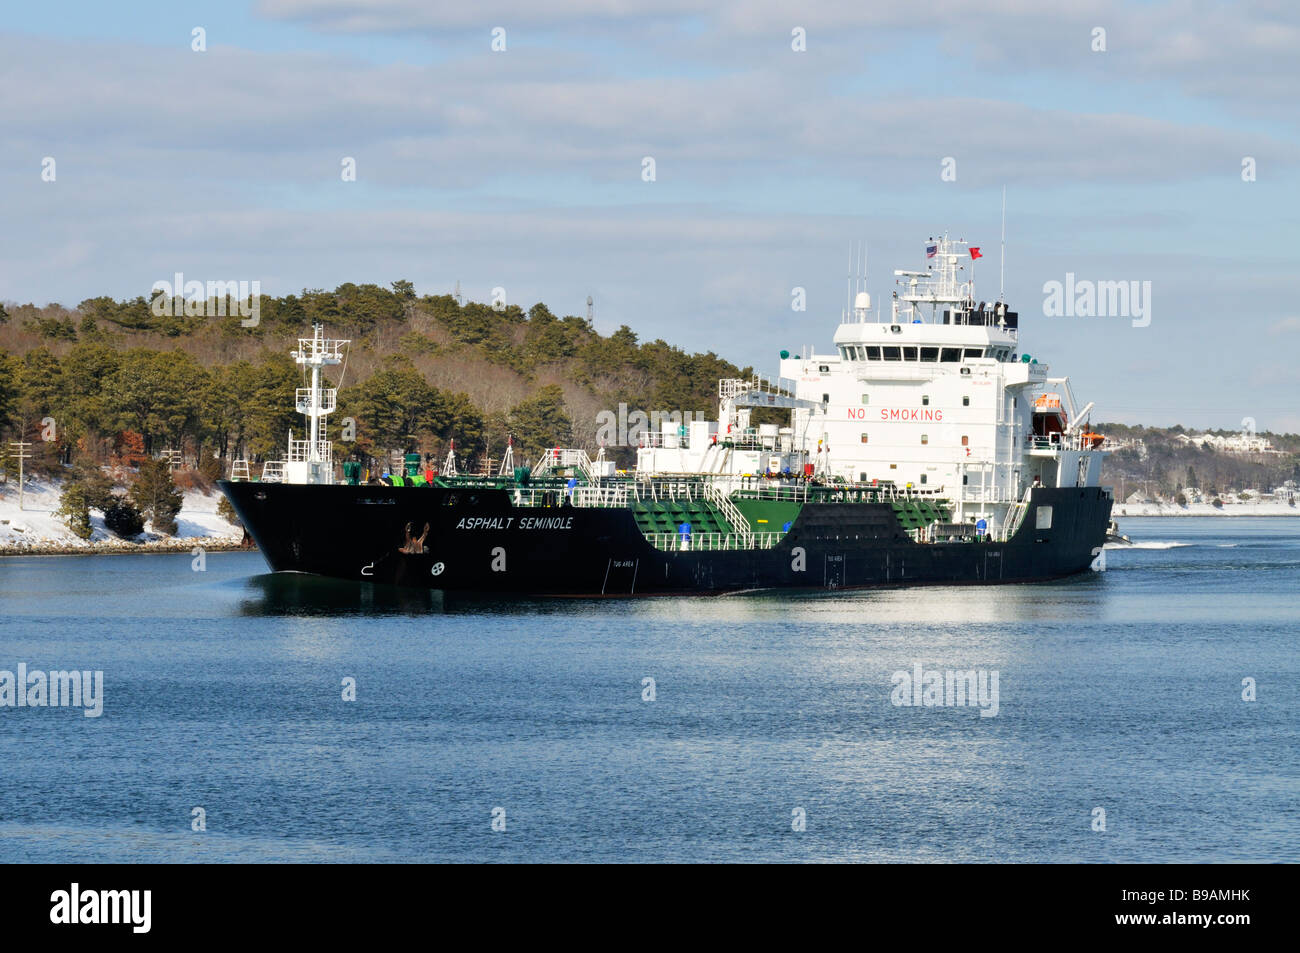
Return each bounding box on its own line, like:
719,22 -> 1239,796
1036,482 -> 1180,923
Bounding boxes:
288,439 -> 332,463
644,531 -> 784,552
295,387 -> 336,414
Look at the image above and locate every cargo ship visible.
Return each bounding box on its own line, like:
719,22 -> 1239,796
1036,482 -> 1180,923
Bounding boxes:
219,235 -> 1113,595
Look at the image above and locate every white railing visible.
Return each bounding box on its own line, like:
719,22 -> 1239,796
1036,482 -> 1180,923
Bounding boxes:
288,439 -> 333,463
730,480 -> 810,503
230,459 -> 251,482
1000,485 -> 1034,540
508,486 -> 627,508
645,531 -> 784,552
703,481 -> 752,543
638,430 -> 692,449
533,447 -> 593,482
571,485 -> 629,508
292,338 -> 346,363
295,388 -> 336,415
634,478 -> 705,502
261,460 -> 285,483
1029,434 -> 1068,452
718,373 -> 794,404
960,485 -> 1004,504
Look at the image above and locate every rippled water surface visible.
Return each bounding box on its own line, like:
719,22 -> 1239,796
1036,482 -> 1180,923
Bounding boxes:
1,516 -> 1296,862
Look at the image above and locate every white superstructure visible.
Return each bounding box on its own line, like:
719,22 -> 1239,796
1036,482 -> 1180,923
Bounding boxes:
637,234 -> 1108,529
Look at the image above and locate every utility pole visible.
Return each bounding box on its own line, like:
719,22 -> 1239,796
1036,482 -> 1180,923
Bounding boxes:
8,440 -> 32,511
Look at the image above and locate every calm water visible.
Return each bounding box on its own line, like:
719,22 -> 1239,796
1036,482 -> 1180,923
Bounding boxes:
1,517 -> 1296,862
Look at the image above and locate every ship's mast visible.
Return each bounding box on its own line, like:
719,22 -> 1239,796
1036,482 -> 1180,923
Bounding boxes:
287,324 -> 349,484
894,234 -> 973,324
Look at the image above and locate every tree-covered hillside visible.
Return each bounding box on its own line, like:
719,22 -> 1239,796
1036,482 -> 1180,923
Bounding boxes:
1096,422 -> 1300,500
0,283 -> 751,477
3,285 -> 1297,502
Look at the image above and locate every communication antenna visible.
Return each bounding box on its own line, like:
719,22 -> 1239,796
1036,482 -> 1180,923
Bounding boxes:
999,186 -> 1007,302
846,243 -> 853,317
861,242 -> 868,305
454,280 -> 463,307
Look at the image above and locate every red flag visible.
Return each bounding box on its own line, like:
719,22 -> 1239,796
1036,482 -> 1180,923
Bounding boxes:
969,247 -> 983,259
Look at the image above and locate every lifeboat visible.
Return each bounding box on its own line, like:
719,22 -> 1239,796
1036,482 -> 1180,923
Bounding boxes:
1032,393 -> 1067,437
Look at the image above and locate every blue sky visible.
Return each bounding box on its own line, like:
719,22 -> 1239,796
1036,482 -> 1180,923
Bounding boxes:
3,0 -> 1298,430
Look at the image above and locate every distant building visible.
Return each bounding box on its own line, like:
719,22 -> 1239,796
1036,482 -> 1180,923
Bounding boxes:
1175,432 -> 1276,454
1106,437 -> 1147,457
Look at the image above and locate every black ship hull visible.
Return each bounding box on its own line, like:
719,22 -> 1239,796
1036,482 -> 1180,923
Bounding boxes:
218,481 -> 1113,596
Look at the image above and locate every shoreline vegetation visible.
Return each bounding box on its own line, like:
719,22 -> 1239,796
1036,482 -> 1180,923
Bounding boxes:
0,476 -> 246,556
2,284 -> 1297,554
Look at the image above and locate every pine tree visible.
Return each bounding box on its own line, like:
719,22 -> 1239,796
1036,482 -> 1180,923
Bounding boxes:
56,482 -> 94,540
130,457 -> 183,535
104,498 -> 145,538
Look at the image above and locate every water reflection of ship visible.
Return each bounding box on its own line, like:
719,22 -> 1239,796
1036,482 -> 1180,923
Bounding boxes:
238,572 -> 442,616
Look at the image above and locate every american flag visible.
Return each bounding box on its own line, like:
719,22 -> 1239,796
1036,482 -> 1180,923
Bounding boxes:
925,243 -> 937,258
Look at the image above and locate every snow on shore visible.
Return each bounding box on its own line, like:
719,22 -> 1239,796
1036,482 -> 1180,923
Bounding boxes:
1113,500 -> 1300,517
0,477 -> 243,554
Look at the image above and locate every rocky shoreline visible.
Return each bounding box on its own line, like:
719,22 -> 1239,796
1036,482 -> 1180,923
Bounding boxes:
0,536 -> 251,557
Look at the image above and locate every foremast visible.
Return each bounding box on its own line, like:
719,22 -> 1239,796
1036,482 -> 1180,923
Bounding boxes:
284,324 -> 350,485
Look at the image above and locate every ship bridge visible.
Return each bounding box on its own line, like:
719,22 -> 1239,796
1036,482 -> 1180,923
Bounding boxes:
634,232 -> 1109,531
832,321 -> 1019,366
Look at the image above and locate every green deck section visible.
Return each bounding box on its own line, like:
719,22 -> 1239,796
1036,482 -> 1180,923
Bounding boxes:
630,499 -> 735,536
406,472 -> 954,538
890,499 -> 953,530
731,497 -> 802,532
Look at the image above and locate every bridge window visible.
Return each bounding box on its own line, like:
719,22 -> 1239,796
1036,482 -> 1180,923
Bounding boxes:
882,346 -> 901,361
865,346 -> 880,360
940,347 -> 961,362
903,346 -> 918,360
964,348 -> 983,359
920,347 -> 939,362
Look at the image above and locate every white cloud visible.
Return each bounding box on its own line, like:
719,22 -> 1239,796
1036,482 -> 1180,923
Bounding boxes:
256,0 -> 1300,112
2,35 -> 1292,195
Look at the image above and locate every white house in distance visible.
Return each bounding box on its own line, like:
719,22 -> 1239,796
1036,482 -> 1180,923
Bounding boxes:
1175,432 -> 1277,454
